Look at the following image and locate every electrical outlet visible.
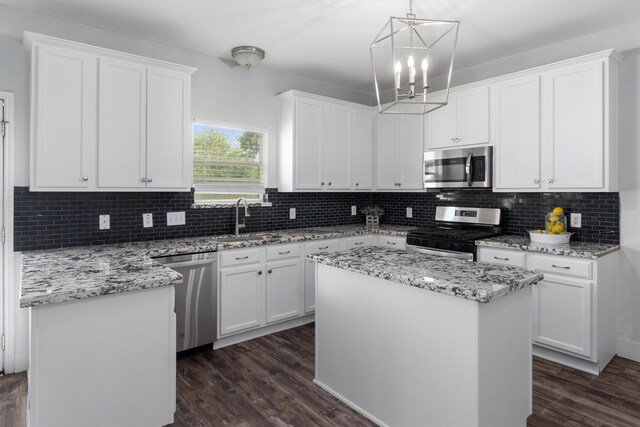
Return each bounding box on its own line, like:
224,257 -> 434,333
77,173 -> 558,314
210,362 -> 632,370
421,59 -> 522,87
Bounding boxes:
570,213 -> 582,228
99,215 -> 110,230
351,206 -> 357,216
143,213 -> 153,228
406,207 -> 413,218
167,211 -> 186,226
289,208 -> 296,220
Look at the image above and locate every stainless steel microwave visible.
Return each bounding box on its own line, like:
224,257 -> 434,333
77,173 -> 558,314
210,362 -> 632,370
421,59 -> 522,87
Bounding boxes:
423,146 -> 492,189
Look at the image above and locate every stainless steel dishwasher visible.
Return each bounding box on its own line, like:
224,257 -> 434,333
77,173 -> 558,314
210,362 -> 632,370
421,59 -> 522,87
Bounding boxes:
154,252 -> 217,352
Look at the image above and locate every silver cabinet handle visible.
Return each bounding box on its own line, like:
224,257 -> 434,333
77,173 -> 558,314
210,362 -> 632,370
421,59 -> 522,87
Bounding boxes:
398,182 -> 401,186
454,137 -> 460,142
147,178 -> 153,183
551,264 -> 570,270
258,270 -> 263,275
354,242 -> 364,245
547,179 -> 554,184
141,177 -> 147,183
321,182 -> 325,186
494,256 -> 510,261
235,256 -> 249,260
533,179 -> 540,184
82,176 -> 89,182
278,251 -> 290,255
355,183 -> 359,186
268,269 -> 272,274
319,246 -> 329,250
387,241 -> 397,245
328,182 -> 332,186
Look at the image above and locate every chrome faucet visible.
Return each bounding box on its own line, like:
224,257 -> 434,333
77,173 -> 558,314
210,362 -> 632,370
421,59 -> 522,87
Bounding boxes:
235,198 -> 251,236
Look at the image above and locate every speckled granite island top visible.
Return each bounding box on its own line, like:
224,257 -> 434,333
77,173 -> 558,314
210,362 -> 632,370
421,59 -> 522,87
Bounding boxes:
20,225 -> 413,308
476,235 -> 620,259
310,246 -> 544,303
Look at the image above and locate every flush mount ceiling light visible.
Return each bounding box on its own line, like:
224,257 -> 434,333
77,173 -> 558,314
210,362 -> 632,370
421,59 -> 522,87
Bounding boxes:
231,46 -> 265,69
370,0 -> 459,114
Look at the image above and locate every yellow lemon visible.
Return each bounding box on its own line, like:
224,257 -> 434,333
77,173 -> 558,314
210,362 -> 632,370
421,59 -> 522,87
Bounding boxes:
551,224 -> 564,234
537,229 -> 543,234
553,207 -> 564,214
548,213 -> 559,221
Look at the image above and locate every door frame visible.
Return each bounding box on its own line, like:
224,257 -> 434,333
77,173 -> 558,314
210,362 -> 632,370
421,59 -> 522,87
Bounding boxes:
0,91 -> 15,374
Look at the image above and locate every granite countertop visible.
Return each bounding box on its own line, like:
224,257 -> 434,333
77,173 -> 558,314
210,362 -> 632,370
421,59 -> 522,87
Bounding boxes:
310,246 -> 543,303
476,235 -> 620,259
20,225 -> 413,308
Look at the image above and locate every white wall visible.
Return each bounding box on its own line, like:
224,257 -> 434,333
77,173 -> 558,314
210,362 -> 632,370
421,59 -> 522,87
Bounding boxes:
0,3 -> 373,189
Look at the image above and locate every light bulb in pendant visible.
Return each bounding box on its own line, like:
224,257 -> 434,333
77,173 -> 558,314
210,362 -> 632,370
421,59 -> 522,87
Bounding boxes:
407,55 -> 415,68
422,57 -> 428,89
394,61 -> 402,90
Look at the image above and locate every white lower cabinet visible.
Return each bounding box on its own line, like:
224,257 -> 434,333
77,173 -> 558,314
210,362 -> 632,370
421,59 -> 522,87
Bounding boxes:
477,246 -> 616,374
304,239 -> 342,313
219,263 -> 265,336
265,259 -> 303,324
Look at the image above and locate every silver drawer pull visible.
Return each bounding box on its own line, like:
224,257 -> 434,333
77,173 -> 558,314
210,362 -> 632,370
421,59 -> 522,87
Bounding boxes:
387,241 -> 397,245
278,251 -> 290,255
235,256 -> 249,260
494,256 -> 510,261
319,246 -> 329,250
354,242 -> 364,245
552,264 -> 570,270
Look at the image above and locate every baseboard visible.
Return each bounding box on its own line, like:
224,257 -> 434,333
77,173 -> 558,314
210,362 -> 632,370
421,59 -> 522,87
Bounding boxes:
532,345 -> 601,375
312,379 -> 388,427
214,314 -> 314,350
617,338 -> 640,362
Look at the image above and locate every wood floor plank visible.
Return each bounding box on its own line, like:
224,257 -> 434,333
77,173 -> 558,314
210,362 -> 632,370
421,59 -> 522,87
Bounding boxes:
2,324 -> 640,426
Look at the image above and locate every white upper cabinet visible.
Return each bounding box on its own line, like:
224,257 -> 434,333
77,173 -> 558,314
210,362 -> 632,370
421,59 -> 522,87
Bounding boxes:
492,50 -> 618,192
425,86 -> 490,150
492,75 -> 542,190
98,58 -> 147,188
31,44 -> 97,189
26,32 -> 196,192
145,67 -> 192,189
278,91 -> 372,192
375,111 -> 424,190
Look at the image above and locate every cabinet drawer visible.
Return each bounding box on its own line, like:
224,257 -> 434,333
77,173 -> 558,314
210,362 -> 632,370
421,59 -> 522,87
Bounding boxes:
377,235 -> 407,250
266,244 -> 302,261
530,254 -> 592,279
342,235 -> 375,249
477,248 -> 526,268
219,247 -> 263,268
305,239 -> 341,255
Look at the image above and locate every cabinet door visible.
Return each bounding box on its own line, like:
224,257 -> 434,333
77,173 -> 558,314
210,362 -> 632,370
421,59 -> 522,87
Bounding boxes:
350,109 -> 373,190
532,276 -> 593,358
98,58 -> 147,188
375,114 -> 400,189
266,259 -> 303,324
32,45 -> 96,189
146,67 -> 191,189
425,101 -> 454,149
492,76 -> 541,190
543,61 -> 604,189
399,114 -> 424,189
219,265 -> 265,336
325,104 -> 351,190
295,98 -> 324,190
455,86 -> 490,146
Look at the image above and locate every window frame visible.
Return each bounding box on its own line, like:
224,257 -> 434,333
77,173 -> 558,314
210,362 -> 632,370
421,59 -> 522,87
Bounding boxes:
192,119 -> 268,204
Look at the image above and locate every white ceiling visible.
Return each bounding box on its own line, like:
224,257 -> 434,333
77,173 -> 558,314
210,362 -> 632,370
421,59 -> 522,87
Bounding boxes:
2,0 -> 640,94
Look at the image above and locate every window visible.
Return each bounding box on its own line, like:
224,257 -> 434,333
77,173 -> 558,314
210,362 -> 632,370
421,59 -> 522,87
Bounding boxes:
193,122 -> 266,203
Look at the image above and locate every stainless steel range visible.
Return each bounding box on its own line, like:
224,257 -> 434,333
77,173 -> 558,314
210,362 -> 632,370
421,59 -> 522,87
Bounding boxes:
406,206 -> 501,261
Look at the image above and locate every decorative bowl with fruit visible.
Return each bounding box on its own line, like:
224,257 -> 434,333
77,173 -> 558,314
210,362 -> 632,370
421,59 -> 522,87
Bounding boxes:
528,207 -> 573,245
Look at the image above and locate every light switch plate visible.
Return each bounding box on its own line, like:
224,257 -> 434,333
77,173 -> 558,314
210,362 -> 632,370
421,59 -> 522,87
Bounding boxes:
570,213 -> 582,228
351,206 -> 357,216
143,213 -> 153,228
406,207 -> 413,218
99,215 -> 110,230
167,211 -> 186,226
289,208 -> 296,220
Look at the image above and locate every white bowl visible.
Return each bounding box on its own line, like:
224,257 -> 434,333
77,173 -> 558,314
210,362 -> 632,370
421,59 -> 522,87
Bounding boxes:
529,230 -> 573,245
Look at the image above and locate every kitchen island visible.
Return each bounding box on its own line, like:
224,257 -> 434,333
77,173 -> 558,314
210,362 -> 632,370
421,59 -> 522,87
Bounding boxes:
310,247 -> 544,427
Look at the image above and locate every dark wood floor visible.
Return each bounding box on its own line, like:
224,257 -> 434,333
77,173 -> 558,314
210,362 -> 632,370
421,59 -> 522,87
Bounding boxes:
1,323 -> 640,426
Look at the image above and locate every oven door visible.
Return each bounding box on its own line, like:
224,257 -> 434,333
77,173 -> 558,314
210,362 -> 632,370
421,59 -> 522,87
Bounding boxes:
406,244 -> 474,261
423,146 -> 492,188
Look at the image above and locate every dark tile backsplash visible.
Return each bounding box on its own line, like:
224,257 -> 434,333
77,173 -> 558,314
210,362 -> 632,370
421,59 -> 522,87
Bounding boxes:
14,187 -> 619,251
